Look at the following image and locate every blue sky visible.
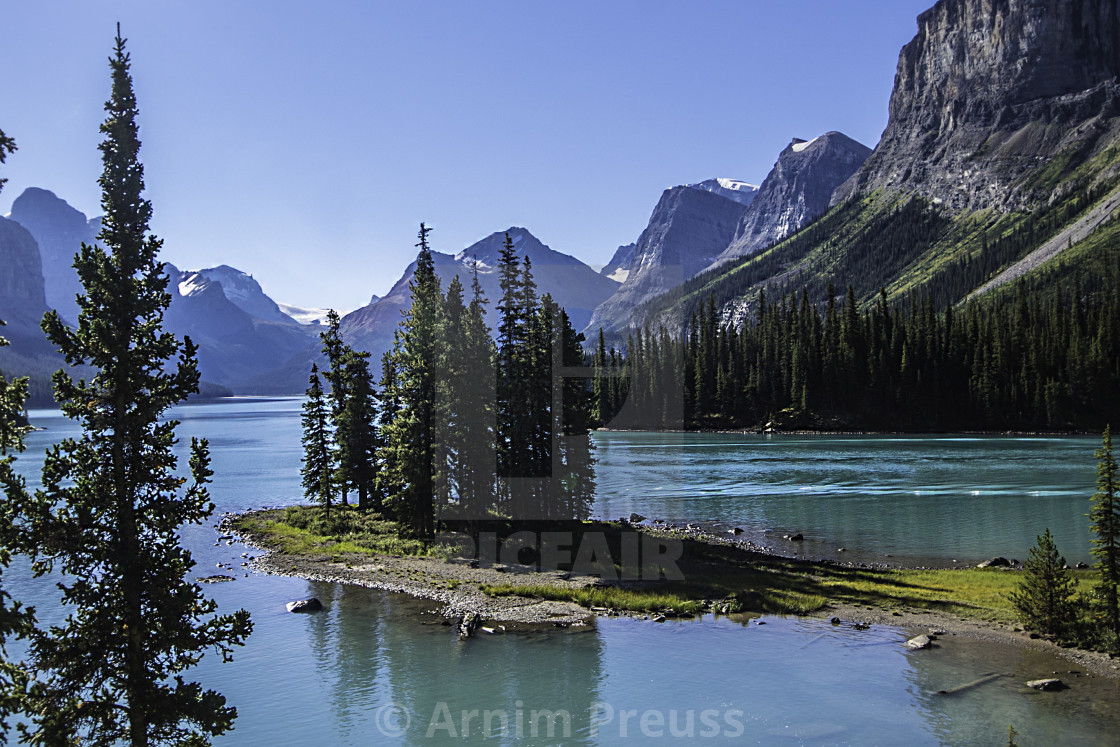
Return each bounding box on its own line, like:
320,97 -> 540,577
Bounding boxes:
1,0 -> 934,310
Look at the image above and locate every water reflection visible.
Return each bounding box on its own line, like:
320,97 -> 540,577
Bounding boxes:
9,402 -> 1120,745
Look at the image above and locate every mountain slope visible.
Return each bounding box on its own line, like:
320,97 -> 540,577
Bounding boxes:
709,132 -> 871,269
4,187 -> 317,393
164,264 -> 316,388
584,185 -> 751,335
7,187 -> 99,323
0,214 -> 51,353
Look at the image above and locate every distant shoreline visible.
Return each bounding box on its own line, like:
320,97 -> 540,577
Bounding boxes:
596,427 -> 1096,437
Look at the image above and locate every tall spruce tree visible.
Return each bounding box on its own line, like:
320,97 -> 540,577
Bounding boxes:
458,271 -> 497,526
382,224 -> 442,538
435,275 -> 496,525
0,127 -> 37,739
14,29 -> 251,744
319,310 -> 350,505
339,351 -> 379,511
0,319 -> 33,739
1091,425 -> 1120,641
558,308 -> 596,520
301,365 -> 335,517
377,339 -> 403,506
495,232 -> 526,513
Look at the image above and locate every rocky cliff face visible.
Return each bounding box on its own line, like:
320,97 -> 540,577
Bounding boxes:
834,0 -> 1120,210
711,132 -> 870,268
0,215 -> 49,349
0,216 -> 46,311
8,187 -> 98,323
585,186 -> 751,335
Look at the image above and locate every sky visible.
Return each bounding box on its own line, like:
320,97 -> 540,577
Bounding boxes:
1,0 -> 935,311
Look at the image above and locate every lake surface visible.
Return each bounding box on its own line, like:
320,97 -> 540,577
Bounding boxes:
594,431 -> 1099,567
6,399 -> 1119,745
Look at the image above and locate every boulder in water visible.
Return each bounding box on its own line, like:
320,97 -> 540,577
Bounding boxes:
286,598 -> 323,613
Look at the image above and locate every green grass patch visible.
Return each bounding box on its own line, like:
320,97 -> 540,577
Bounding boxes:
231,505 -> 452,559
477,533 -> 1097,623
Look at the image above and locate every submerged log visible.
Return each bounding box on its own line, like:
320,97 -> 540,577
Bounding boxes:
936,673 -> 1003,695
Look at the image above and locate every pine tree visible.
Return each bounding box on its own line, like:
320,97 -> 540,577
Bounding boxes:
0,320 -> 35,738
558,309 -> 596,520
337,351 -> 379,511
1009,529 -> 1077,637
435,273 -> 496,527
301,365 -> 335,517
319,310 -> 350,505
382,224 -> 442,538
494,233 -> 525,512
1090,425 -> 1120,641
458,271 -> 497,526
14,29 -> 251,744
0,126 -> 34,741
377,341 -> 403,505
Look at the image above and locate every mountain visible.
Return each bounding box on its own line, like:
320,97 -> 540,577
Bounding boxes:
7,187 -> 99,323
833,0 -> 1120,211
639,0 -> 1120,334
186,265 -> 298,325
4,187 -> 316,394
688,178 -> 759,207
600,243 -> 636,283
340,227 -> 618,361
709,132 -> 870,269
0,215 -> 50,352
584,185 -> 752,335
165,264 -> 317,388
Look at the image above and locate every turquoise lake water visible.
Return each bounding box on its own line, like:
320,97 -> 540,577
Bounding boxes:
6,399 -> 1119,745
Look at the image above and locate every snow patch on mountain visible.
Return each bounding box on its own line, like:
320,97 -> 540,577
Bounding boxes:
178,275 -> 206,297
790,136 -> 819,153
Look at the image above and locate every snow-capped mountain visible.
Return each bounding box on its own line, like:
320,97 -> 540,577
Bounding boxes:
183,265 -> 298,325
688,178 -> 759,207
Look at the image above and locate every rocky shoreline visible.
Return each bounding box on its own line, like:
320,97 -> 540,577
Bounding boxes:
219,512 -> 1120,679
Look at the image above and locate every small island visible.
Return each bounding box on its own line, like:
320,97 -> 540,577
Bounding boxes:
228,502 -> 1120,680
